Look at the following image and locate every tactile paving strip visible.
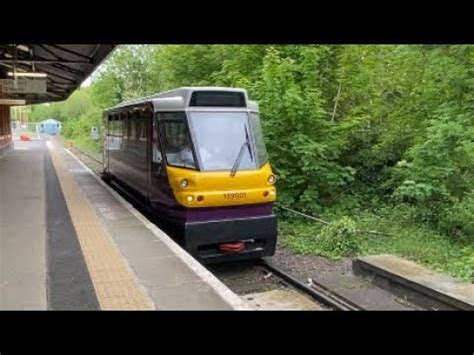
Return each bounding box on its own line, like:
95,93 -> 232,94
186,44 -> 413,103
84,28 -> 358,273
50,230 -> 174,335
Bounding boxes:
47,141 -> 153,310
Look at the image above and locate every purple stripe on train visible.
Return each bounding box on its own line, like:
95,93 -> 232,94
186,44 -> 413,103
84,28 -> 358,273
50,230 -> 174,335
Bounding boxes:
186,203 -> 274,222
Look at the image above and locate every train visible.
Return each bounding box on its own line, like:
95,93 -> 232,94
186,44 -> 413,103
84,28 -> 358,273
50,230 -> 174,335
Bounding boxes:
102,87 -> 277,263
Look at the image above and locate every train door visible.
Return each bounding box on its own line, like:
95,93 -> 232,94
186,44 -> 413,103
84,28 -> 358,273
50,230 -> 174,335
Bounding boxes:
103,113 -> 110,174
148,113 -> 173,206
136,107 -> 150,197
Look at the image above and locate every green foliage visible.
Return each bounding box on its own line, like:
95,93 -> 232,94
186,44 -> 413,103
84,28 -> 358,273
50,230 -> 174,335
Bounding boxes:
355,208 -> 474,281
61,106 -> 103,153
280,208 -> 474,281
28,44 -> 473,280
279,217 -> 360,260
251,47 -> 355,212
92,45 -> 158,107
316,217 -> 360,259
393,111 -> 474,236
28,87 -> 101,153
441,191 -> 474,242
30,87 -> 94,122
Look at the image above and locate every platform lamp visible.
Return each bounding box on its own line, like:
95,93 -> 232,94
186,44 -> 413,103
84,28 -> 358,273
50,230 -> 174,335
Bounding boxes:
6,45 -> 48,81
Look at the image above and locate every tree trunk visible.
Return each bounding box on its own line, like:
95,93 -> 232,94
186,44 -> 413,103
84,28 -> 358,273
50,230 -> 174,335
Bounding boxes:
331,82 -> 342,123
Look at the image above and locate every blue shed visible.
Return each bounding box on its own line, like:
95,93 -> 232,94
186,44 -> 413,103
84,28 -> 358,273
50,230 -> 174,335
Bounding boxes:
39,118 -> 61,135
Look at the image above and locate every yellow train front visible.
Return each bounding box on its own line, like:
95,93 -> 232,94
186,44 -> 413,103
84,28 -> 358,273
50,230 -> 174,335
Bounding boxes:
103,87 -> 277,263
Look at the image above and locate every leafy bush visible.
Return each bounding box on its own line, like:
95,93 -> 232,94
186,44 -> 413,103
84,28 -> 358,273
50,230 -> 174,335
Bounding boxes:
316,217 -> 360,259
393,112 -> 474,234
62,106 -> 103,154
441,191 -> 474,242
280,208 -> 474,281
28,44 -> 474,280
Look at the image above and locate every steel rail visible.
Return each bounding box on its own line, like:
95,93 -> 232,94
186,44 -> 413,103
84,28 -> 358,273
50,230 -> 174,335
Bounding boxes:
261,258 -> 364,311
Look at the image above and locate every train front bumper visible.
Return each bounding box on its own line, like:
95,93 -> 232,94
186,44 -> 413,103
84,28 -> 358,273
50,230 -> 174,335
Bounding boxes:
182,214 -> 277,263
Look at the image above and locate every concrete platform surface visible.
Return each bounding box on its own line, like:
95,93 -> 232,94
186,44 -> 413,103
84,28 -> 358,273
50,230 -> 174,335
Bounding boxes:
1,138 -> 250,310
354,255 -> 474,310
0,141 -> 46,309
242,290 -> 324,310
311,273 -> 419,310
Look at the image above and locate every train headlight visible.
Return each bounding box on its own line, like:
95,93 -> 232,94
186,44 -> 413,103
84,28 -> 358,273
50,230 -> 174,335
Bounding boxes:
187,195 -> 194,202
268,174 -> 276,184
180,179 -> 189,188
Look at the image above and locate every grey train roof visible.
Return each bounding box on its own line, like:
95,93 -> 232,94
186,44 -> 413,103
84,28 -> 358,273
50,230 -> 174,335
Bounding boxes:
105,87 -> 259,113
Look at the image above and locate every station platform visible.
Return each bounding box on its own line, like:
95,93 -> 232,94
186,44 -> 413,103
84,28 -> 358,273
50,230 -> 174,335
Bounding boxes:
0,138 -> 249,310
354,255 -> 474,310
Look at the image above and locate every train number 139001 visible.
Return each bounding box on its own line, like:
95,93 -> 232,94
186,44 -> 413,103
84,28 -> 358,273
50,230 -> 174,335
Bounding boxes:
223,192 -> 247,199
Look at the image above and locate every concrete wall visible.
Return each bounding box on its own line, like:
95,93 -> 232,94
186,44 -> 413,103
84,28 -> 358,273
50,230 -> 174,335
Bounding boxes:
0,105 -> 12,158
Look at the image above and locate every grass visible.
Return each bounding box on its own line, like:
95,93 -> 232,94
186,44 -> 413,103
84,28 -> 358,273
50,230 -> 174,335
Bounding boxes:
278,206 -> 474,282
62,135 -> 102,155
59,133 -> 473,283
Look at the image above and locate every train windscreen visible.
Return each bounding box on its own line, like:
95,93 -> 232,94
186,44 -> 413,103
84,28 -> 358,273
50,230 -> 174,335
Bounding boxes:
188,111 -> 257,171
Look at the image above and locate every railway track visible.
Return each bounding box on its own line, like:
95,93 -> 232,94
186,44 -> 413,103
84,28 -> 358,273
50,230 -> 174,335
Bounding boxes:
70,146 -> 102,165
70,145 -> 366,311
260,258 -> 364,310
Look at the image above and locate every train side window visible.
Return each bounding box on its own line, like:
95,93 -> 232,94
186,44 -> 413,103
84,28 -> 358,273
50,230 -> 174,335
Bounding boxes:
158,112 -> 196,169
114,114 -> 122,149
122,113 -> 128,139
137,113 -> 142,139
108,116 -> 113,135
111,115 -> 115,136
138,114 -> 146,139
249,112 -> 268,166
131,113 -> 136,140
114,118 -> 117,136
141,114 -> 147,139
116,114 -> 122,138
106,115 -> 111,149
112,114 -> 119,137
126,113 -> 132,139
152,122 -> 163,164
135,112 -> 140,140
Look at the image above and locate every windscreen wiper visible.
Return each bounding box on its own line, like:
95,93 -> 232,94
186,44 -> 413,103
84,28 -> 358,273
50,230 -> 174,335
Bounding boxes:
230,125 -> 253,177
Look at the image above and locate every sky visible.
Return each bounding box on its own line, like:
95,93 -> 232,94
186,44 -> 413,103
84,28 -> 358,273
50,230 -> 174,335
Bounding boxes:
80,46 -> 117,88
80,76 -> 93,88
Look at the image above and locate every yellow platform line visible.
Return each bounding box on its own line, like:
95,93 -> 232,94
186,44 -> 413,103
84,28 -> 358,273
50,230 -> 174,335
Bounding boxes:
47,142 -> 153,310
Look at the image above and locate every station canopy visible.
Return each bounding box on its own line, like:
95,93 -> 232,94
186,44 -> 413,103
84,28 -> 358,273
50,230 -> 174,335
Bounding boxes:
0,44 -> 116,105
